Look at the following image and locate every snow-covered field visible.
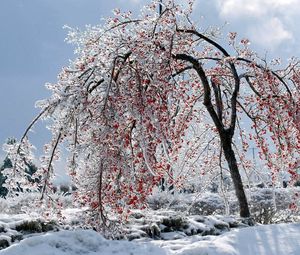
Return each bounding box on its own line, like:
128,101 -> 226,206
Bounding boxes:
1,223 -> 300,255
1,189 -> 300,255
151,223 -> 300,255
0,229 -> 165,255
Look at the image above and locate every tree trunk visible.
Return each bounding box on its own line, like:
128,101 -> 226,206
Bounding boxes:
221,131 -> 250,218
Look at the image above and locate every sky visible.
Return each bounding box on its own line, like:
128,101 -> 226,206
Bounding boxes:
1,0 -> 300,161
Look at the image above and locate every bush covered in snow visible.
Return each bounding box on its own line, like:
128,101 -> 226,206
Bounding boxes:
0,214 -> 58,250
0,192 -> 73,216
248,187 -> 299,224
1,229 -> 167,255
188,193 -> 226,215
147,187 -> 300,225
123,209 -> 254,241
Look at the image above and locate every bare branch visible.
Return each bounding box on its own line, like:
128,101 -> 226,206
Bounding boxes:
171,66 -> 193,77
103,52 -> 131,111
211,77 -> 223,120
176,28 -> 240,135
18,106 -> 50,151
244,75 -> 261,97
41,132 -> 62,200
237,57 -> 293,100
88,78 -> 105,93
177,28 -> 231,57
104,19 -> 141,33
175,53 -> 224,133
13,106 -> 51,174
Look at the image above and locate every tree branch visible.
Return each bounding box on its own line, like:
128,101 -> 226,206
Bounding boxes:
175,53 -> 224,133
177,28 -> 240,136
211,77 -> 223,120
41,132 -> 62,200
237,57 -> 293,100
88,78 -> 104,93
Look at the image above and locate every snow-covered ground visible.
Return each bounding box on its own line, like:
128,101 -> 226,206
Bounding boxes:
0,229 -> 165,255
1,223 -> 300,255
151,223 -> 300,255
1,189 -> 300,255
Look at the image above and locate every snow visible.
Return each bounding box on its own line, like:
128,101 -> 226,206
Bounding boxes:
1,223 -> 300,255
0,213 -> 34,246
0,229 -> 166,255
0,214 -> 32,228
151,223 -> 300,255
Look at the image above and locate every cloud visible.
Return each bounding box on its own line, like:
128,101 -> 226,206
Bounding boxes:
216,0 -> 299,19
119,0 -> 142,4
249,17 -> 293,49
213,0 -> 300,50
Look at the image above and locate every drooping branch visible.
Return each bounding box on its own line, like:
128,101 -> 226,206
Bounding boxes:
176,28 -> 240,135
229,76 -> 240,137
197,55 -> 293,107
175,53 -> 224,133
104,19 -> 141,33
176,28 -> 231,57
236,99 -> 256,121
103,52 -> 131,111
82,68 -> 95,88
12,106 -> 51,174
211,77 -> 223,120
241,75 -> 262,97
87,78 -> 105,93
98,159 -> 108,227
41,131 -> 62,200
171,65 -> 193,77
159,0 -> 163,15
237,57 -> 293,100
18,106 -> 50,152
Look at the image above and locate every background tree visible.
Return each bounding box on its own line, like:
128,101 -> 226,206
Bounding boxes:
0,157 -> 11,197
5,0 -> 300,226
2,137 -> 39,197
0,138 -> 16,197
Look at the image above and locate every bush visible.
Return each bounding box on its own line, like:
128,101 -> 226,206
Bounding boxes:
248,188 -> 296,224
0,192 -> 74,216
147,189 -> 184,210
15,220 -> 58,234
147,187 -> 300,224
189,193 -> 225,215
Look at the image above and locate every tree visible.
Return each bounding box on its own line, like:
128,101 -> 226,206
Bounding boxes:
2,137 -> 39,197
6,0 -> 300,226
0,138 -> 16,197
0,157 -> 11,197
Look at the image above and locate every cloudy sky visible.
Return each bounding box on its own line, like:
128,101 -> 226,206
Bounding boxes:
0,0 -> 299,160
